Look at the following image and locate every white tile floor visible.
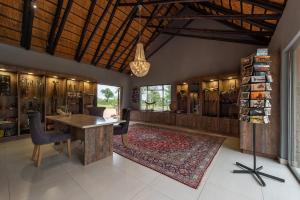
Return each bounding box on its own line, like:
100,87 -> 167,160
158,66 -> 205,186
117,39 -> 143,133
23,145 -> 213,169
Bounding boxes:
0,132 -> 299,200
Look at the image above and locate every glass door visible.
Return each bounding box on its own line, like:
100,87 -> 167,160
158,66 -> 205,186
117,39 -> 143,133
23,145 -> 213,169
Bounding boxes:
289,43 -> 300,181
97,84 -> 121,118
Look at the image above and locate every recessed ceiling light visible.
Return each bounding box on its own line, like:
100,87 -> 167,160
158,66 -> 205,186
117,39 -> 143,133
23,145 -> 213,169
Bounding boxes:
228,77 -> 233,80
28,72 -> 34,75
0,68 -> 6,71
85,80 -> 90,83
71,78 -> 76,81
210,79 -> 214,82
32,1 -> 37,9
53,76 -> 58,78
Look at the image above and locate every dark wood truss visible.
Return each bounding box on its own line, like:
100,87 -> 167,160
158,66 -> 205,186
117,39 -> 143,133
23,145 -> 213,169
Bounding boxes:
0,0 -> 287,74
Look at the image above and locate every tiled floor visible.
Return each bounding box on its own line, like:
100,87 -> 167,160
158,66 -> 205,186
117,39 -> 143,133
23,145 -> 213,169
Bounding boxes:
0,131 -> 299,200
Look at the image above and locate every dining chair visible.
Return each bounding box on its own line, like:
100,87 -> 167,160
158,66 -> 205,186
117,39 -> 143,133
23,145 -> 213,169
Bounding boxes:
113,108 -> 131,147
88,107 -> 106,117
28,111 -> 72,167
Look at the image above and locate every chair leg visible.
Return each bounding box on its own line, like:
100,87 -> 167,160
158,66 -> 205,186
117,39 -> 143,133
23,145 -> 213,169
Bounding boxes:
67,139 -> 71,159
121,134 -> 128,147
36,145 -> 43,167
32,145 -> 38,161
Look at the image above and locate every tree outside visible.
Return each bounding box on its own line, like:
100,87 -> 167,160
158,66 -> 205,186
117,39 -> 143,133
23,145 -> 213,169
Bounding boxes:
97,85 -> 120,117
140,85 -> 171,111
101,88 -> 114,102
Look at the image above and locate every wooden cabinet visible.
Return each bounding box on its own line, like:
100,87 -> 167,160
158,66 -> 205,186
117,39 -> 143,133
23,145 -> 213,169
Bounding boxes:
0,69 -> 97,142
131,111 -> 239,137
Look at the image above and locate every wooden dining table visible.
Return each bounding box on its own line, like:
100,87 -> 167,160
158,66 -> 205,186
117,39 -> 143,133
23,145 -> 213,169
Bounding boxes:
46,114 -> 124,165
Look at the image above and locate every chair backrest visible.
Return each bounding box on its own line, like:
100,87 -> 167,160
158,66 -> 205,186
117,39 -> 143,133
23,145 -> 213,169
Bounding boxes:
27,111 -> 48,145
88,107 -> 105,117
121,108 -> 131,130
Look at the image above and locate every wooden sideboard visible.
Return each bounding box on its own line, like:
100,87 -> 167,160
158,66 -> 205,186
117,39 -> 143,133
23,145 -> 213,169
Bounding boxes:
130,110 -> 239,137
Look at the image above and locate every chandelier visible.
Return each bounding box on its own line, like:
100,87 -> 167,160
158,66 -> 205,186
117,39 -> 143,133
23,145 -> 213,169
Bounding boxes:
130,6 -> 150,77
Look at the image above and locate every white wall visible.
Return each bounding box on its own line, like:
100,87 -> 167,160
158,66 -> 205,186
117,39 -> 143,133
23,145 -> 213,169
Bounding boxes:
131,19 -> 259,87
0,44 -> 131,108
268,0 -> 300,159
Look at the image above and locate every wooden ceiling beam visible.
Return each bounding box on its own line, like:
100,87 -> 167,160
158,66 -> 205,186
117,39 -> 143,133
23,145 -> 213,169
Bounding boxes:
93,0 -> 143,66
147,19 -> 193,59
118,5 -> 160,72
47,0 -> 73,55
47,0 -> 63,52
75,0 -> 97,61
161,31 -> 268,45
105,5 -> 141,69
199,2 -> 276,31
77,0 -> 114,62
118,0 -> 209,6
243,0 -> 284,13
119,4 -> 179,72
21,0 -> 35,50
144,4 -> 176,49
138,14 -> 281,20
189,4 -> 270,44
91,0 -> 120,64
148,26 -> 274,36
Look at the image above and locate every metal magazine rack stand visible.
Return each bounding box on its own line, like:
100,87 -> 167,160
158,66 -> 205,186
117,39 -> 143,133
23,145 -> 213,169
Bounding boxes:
235,48 -> 285,186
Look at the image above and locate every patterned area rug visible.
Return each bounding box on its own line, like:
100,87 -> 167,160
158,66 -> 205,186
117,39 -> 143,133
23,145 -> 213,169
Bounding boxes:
113,124 -> 225,189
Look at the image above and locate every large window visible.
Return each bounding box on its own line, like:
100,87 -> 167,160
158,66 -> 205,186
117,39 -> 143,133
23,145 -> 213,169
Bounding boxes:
97,84 -> 121,118
140,85 -> 171,111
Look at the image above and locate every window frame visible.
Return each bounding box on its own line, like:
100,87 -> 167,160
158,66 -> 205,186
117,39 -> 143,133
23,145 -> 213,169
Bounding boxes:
139,84 -> 171,111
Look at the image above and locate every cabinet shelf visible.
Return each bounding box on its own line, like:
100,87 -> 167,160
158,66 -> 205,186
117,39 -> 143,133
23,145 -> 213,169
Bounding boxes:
0,69 -> 97,142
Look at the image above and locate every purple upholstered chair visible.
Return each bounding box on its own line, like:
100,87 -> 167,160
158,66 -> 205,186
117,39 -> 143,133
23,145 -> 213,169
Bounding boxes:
113,108 -> 131,146
28,111 -> 72,167
88,107 -> 106,117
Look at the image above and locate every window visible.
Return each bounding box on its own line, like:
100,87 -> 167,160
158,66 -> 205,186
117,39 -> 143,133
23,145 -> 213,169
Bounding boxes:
140,85 -> 171,111
97,84 -> 121,118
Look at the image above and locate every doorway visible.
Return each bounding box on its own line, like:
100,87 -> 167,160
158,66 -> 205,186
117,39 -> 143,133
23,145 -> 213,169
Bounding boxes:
97,84 -> 121,118
287,39 -> 300,181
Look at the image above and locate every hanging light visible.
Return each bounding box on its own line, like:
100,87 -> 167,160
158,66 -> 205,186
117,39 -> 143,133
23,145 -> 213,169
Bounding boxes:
130,5 -> 150,77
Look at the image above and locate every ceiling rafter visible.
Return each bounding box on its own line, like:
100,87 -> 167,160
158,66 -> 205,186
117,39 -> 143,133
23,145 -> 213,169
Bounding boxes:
91,0 -> 120,64
145,4 -> 176,50
77,0 -> 114,62
47,0 -> 63,51
0,0 -> 288,74
119,4 -> 182,72
118,0 -> 209,6
93,0 -> 144,66
137,13 -> 281,20
148,26 -> 273,36
118,4 -> 161,72
47,0 -> 73,55
147,19 -> 193,59
75,0 -> 97,61
198,1 -> 276,31
161,31 -> 268,45
21,0 -> 35,50
243,0 -> 284,13
105,3 -> 142,69
189,4 -> 270,44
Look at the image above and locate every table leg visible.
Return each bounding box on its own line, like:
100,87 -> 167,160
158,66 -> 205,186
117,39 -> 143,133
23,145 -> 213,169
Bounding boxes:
84,125 -> 113,165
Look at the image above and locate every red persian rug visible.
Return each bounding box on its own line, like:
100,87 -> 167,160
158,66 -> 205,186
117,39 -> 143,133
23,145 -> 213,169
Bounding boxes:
113,124 -> 225,189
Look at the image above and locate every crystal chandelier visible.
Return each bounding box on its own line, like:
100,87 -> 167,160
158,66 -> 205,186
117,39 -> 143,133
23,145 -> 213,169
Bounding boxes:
130,6 -> 150,77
